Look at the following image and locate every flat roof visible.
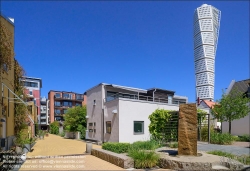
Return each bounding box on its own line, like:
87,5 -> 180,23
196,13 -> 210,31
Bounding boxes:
48,90 -> 84,95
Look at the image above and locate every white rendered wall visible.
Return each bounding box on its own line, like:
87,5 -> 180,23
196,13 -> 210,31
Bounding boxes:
222,114 -> 250,136
194,4 -> 221,101
118,99 -> 180,143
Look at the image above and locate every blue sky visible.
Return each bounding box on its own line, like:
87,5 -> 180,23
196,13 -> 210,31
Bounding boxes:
1,1 -> 249,102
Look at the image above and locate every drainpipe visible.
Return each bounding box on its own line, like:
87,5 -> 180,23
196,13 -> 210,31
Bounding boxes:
153,89 -> 157,102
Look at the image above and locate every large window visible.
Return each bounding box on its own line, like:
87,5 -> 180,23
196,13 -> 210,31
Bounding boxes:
23,81 -> 38,88
106,121 -> 111,134
55,101 -> 61,107
134,121 -> 144,134
75,103 -> 82,107
63,101 -> 72,107
55,116 -> 62,121
76,94 -> 84,100
55,109 -> 61,115
63,93 -> 72,99
55,93 -> 61,98
63,109 -> 67,114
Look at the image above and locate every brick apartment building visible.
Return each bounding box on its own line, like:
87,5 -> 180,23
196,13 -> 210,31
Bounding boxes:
48,91 -> 86,123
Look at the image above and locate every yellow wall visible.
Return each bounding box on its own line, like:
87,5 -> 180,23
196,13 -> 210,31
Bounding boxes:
0,15 -> 15,138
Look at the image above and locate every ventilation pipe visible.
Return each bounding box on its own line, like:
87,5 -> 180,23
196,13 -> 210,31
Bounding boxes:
153,89 -> 157,102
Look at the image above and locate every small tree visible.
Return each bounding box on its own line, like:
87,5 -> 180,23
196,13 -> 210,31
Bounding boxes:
63,105 -> 87,139
212,88 -> 250,134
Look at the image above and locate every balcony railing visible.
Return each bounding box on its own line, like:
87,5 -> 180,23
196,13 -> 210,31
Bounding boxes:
105,93 -> 186,105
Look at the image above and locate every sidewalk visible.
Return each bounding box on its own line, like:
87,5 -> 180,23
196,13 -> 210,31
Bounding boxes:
19,134 -> 124,170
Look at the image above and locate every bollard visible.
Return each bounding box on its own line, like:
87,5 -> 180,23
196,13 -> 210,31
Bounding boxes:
86,142 -> 92,153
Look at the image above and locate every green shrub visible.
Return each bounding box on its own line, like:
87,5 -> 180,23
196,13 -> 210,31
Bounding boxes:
169,142 -> 178,148
132,140 -> 162,150
208,150 -> 250,165
210,132 -> 234,145
59,131 -> 65,137
200,126 -> 214,141
128,146 -> 159,169
236,134 -> 250,142
102,142 -> 130,153
49,121 -> 59,135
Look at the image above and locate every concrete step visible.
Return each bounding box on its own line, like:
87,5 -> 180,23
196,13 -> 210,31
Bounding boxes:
212,164 -> 229,170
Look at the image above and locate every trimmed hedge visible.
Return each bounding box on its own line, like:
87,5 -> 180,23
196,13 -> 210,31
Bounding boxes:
102,142 -> 130,153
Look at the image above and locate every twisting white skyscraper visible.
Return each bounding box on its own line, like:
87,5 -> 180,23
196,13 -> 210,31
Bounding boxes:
194,4 -> 221,101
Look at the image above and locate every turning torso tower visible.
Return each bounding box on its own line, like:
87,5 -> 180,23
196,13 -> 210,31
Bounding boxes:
194,4 -> 221,101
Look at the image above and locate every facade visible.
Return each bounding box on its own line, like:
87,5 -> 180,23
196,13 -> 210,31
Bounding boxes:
0,14 -> 15,150
194,4 -> 221,101
222,79 -> 250,135
85,83 -> 188,143
40,97 -> 49,130
48,91 -> 86,123
26,101 -> 38,137
21,76 -> 42,124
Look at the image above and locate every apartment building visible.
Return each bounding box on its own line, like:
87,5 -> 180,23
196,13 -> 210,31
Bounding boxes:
85,83 -> 188,143
0,13 -> 15,150
21,76 -> 42,124
48,91 -> 86,123
40,97 -> 49,130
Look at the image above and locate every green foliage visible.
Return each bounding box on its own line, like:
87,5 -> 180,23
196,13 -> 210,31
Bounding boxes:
168,142 -> 178,148
235,134 -> 250,142
131,140 -> 162,150
148,109 -> 176,140
102,142 -> 130,153
207,150 -> 250,165
210,132 -> 235,145
64,106 -> 87,139
49,121 -> 59,135
59,131 -> 65,137
128,146 -> 160,169
37,130 -> 45,137
200,126 -> 214,141
197,108 -> 208,124
212,88 -> 250,134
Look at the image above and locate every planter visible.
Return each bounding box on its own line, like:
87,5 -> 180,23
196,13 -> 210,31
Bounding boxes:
46,133 -> 49,137
23,143 -> 31,152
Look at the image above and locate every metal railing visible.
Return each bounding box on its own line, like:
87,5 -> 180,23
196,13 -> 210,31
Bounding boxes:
105,93 -> 186,105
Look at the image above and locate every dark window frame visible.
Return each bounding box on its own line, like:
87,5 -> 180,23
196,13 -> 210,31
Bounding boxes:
106,121 -> 111,134
134,121 -> 144,134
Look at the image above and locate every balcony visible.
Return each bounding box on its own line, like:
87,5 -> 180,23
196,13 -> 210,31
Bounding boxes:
40,121 -> 47,125
105,93 -> 186,105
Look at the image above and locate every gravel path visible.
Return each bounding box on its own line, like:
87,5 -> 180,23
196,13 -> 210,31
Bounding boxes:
197,142 -> 250,156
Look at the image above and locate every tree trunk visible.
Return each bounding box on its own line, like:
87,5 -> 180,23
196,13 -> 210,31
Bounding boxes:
229,120 -> 231,134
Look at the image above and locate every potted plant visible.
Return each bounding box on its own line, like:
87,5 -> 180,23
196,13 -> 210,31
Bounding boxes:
13,131 -> 25,154
38,130 -> 45,139
23,137 -> 36,153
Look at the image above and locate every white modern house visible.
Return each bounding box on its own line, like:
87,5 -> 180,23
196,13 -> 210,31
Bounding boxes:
85,83 -> 188,143
222,79 -> 250,135
194,4 -> 221,101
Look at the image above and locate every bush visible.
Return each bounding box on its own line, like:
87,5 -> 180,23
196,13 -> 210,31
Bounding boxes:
168,142 -> 178,148
200,126 -> 214,141
102,142 -> 130,153
128,146 -> 159,169
210,132 -> 235,145
132,140 -> 162,150
236,134 -> 250,142
49,121 -> 59,135
59,131 -> 65,137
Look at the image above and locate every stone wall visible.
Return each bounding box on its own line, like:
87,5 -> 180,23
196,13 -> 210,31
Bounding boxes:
91,148 -> 134,169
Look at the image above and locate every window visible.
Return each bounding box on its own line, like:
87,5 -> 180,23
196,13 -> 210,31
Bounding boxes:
63,109 -> 67,114
63,101 -> 72,107
23,81 -> 38,88
89,123 -> 93,126
55,116 -> 62,121
29,90 -> 33,95
134,121 -> 144,134
63,93 -> 72,99
55,109 -> 61,115
89,129 -> 93,132
75,103 -> 82,107
93,122 -> 96,126
3,64 -> 8,72
55,101 -> 61,107
106,121 -> 111,134
55,93 -> 61,98
76,94 -> 84,100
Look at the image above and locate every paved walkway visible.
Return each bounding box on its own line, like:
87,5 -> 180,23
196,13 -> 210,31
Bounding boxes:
19,134 -> 124,170
198,141 -> 250,156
